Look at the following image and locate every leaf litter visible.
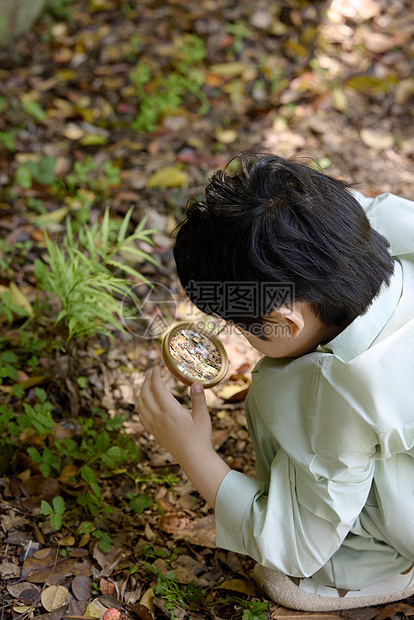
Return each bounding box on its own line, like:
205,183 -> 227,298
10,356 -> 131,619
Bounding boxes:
0,0 -> 414,619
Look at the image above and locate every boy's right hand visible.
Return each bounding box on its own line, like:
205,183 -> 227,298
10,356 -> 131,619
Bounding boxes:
137,366 -> 230,508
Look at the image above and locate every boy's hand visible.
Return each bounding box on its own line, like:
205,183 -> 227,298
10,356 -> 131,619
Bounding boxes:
137,366 -> 213,465
137,366 -> 230,508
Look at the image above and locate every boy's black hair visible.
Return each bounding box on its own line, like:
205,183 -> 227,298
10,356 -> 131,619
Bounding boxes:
173,153 -> 395,337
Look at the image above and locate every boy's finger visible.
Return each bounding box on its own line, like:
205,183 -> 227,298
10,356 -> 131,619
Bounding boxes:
151,365 -> 177,409
190,382 -> 209,421
138,368 -> 159,413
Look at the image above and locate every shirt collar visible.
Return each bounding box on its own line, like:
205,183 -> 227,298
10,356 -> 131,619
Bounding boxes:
317,260 -> 402,362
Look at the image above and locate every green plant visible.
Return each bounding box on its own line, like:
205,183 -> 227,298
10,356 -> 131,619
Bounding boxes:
0,130 -> 16,151
34,207 -> 157,344
21,100 -> 46,122
47,0 -> 76,19
78,521 -> 113,553
241,600 -> 268,620
0,404 -> 19,447
0,351 -> 19,386
0,291 -> 28,323
0,388 -> 55,458
26,401 -> 143,549
41,496 -> 66,530
26,196 -> 47,214
146,563 -> 206,619
15,156 -> 56,189
130,34 -> 209,132
92,529 -> 113,553
64,156 -> 120,198
213,596 -> 268,620
225,21 -> 253,54
0,239 -> 33,277
126,492 -> 153,514
22,387 -> 56,435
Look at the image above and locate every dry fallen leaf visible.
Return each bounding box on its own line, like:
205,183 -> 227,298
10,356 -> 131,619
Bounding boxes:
63,123 -> 86,140
71,575 -> 93,600
41,585 -> 69,611
99,577 -> 116,597
395,78 -> 414,104
209,61 -> 247,78
270,610 -> 344,620
374,601 -> 414,620
145,166 -> 189,188
84,602 -> 102,618
360,128 -> 394,150
158,512 -> 191,534
22,552 -> 77,584
216,578 -> 258,596
9,282 -> 34,316
7,582 -> 40,599
173,515 -> 216,548
217,375 -> 251,402
0,562 -> 21,579
215,128 -> 238,144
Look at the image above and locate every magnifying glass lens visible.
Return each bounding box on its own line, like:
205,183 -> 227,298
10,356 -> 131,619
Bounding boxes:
161,322 -> 229,388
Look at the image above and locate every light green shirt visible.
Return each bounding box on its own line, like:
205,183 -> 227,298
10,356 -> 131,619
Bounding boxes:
215,192 -> 414,590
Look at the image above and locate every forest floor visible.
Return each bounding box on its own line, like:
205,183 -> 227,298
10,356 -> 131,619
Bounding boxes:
1,0 -> 414,619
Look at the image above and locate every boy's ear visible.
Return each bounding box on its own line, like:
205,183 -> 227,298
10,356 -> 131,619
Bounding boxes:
268,305 -> 305,338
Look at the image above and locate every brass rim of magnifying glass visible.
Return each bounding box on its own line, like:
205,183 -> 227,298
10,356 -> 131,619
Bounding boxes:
161,321 -> 229,388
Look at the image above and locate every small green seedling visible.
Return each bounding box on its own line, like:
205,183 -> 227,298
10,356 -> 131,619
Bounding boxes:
41,496 -> 66,530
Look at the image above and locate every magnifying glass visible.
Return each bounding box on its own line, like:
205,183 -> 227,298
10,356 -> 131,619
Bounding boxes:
161,321 -> 229,388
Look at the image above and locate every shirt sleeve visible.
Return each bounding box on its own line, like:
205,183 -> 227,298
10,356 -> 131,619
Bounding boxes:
215,355 -> 378,578
352,191 -> 414,257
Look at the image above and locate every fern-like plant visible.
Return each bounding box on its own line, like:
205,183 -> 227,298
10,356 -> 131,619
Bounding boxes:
35,208 -> 158,343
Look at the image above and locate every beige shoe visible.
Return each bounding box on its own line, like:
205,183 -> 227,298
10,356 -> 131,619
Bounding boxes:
253,564 -> 414,611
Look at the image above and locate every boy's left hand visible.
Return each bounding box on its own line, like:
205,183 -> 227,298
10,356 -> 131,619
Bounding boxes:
137,366 -> 213,465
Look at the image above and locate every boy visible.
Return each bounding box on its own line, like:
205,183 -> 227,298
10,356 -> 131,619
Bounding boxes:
137,154 -> 414,611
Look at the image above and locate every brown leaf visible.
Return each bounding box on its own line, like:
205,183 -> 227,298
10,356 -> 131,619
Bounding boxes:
128,602 -> 154,620
170,555 -> 208,586
217,381 -> 251,402
394,78 -> 414,105
99,578 -> 116,597
209,62 -> 247,78
22,552 -> 78,583
360,128 -> 394,150
374,602 -> 414,620
93,545 -> 124,575
158,512 -> 190,534
19,475 -> 60,499
72,575 -> 92,601
216,578 -> 258,596
145,166 -> 189,189
7,582 -> 40,599
364,32 -> 396,54
27,604 -> 68,620
95,595 -> 123,610
173,515 -> 216,548
0,562 -> 20,579
57,464 -> 78,484
211,429 -> 232,450
68,548 -> 89,558
140,588 -> 155,611
41,585 -> 69,612
58,535 -> 75,547
270,610 -> 344,619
